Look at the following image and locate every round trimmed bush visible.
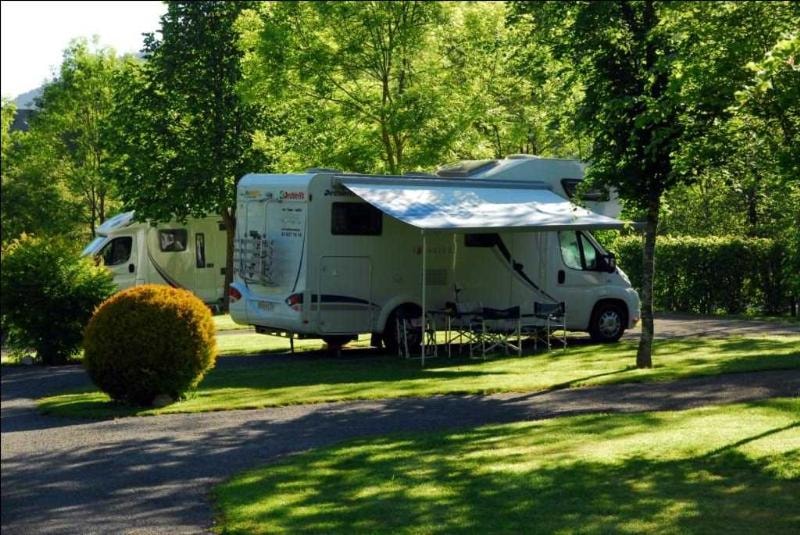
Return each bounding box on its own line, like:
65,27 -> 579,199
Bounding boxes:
83,284 -> 217,406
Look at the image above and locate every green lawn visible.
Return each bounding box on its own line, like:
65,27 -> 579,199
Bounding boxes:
214,398 -> 800,534
213,314 -> 253,332
38,335 -> 799,418
216,331 -> 373,356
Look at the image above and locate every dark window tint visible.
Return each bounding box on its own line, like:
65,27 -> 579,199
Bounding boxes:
100,237 -> 132,266
559,231 -> 602,271
464,233 -> 499,247
159,229 -> 188,252
561,179 -> 581,199
560,178 -> 609,202
196,233 -> 206,268
331,203 -> 382,235
580,233 -> 599,270
559,232 -> 582,270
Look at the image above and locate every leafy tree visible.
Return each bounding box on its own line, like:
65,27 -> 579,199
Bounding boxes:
515,1 -> 799,364
1,99 -> 83,242
735,31 -> 799,178
515,1 -> 683,367
1,99 -> 14,161
239,2 -> 583,174
1,126 -> 83,242
241,1 -> 473,174
29,38 -> 129,237
112,1 -> 270,308
454,3 -> 583,159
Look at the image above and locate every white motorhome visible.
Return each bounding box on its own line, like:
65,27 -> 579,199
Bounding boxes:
229,157 -> 640,349
82,211 -> 227,307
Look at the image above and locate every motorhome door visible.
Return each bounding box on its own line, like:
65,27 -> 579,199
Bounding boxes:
98,235 -> 137,290
551,231 -> 609,327
318,256 -> 372,334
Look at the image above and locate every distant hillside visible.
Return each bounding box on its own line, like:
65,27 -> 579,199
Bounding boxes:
13,86 -> 43,110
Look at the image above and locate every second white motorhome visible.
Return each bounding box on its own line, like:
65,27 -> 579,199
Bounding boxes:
82,211 -> 228,308
229,157 -> 640,349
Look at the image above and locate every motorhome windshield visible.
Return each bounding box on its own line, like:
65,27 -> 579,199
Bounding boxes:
81,236 -> 107,257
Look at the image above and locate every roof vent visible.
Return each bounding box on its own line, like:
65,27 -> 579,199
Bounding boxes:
305,167 -> 341,173
506,154 -> 542,160
436,160 -> 499,178
403,172 -> 437,178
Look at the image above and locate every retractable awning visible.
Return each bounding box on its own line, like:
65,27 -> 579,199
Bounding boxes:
340,177 -> 626,231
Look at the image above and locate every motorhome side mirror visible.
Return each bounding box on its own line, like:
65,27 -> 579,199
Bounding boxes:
603,253 -> 616,273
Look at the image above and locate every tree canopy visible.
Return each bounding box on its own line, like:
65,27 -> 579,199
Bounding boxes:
2,0 -> 797,324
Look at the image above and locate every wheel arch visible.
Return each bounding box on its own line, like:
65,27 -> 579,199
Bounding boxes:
376,295 -> 421,333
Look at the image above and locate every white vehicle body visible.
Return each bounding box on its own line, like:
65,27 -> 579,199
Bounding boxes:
82,211 -> 227,307
230,157 -> 640,344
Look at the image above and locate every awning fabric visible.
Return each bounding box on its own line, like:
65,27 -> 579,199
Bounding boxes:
341,178 -> 626,232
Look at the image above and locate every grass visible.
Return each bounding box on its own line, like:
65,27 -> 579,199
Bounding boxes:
213,314 -> 252,332
37,335 -> 800,418
216,332 -> 374,356
213,398 -> 800,534
658,311 -> 800,324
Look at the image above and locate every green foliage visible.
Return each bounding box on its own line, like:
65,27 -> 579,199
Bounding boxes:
112,1 -> 269,223
513,1 -> 800,363
611,235 -> 788,315
239,2 -> 573,174
22,38 -> 129,237
0,234 -> 115,365
1,122 -> 84,243
241,1 -> 449,173
111,2 -> 271,308
83,285 -> 217,406
0,99 -> 14,160
734,31 -> 800,179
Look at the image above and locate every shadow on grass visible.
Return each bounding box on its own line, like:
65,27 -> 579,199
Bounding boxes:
6,387 -> 800,532
216,423 -> 800,534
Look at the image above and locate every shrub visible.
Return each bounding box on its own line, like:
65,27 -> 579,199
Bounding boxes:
610,235 -> 788,315
0,234 -> 115,365
83,285 -> 217,406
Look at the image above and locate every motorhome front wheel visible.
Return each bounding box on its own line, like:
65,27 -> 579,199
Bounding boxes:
589,302 -> 625,343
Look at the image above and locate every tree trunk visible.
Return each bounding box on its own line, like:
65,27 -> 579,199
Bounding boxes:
636,194 -> 660,368
221,208 -> 235,312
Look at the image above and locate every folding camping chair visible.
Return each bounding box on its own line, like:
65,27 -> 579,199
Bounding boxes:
443,301 -> 483,357
395,308 -> 437,360
469,306 -> 522,359
533,301 -> 567,351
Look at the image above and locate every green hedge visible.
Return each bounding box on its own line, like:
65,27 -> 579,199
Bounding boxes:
610,235 -> 788,315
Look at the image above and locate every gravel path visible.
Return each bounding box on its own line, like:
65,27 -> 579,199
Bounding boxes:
2,317 -> 799,534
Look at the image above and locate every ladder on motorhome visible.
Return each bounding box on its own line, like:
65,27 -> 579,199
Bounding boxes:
234,233 -> 276,286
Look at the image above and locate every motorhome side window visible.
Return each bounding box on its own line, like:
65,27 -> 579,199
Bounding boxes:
331,202 -> 382,235
159,229 -> 188,252
559,231 -> 600,271
464,233 -> 499,247
100,237 -> 132,266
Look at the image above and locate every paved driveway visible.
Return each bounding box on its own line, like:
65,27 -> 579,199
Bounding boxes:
2,316 -> 798,534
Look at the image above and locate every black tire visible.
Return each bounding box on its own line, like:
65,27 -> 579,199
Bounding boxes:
382,313 -> 400,355
382,305 -> 422,355
589,302 -> 626,343
321,335 -> 356,351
